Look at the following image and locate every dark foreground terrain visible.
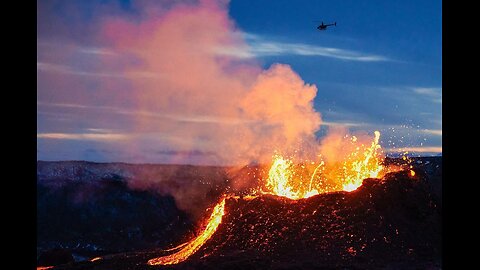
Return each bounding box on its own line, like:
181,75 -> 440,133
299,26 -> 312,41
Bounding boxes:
37,157 -> 441,269
37,161 -> 229,262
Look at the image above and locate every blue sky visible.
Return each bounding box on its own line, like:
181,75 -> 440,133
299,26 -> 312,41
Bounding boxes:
37,0 -> 441,163
228,0 -> 441,132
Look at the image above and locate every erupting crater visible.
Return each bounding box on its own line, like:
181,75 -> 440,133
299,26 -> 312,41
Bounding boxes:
147,131 -> 414,266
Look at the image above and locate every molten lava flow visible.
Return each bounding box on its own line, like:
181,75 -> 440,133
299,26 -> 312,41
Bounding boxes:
264,131 -> 399,198
147,197 -> 226,266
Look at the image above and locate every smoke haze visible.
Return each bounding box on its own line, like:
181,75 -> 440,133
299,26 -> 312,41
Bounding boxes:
39,0 -> 322,166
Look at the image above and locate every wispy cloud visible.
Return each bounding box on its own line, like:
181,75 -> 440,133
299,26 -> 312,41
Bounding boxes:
411,87 -> 442,104
37,62 -> 122,78
412,87 -> 441,96
156,150 -> 216,156
421,129 -> 442,136
386,146 -> 442,153
37,62 -> 157,79
37,132 -> 129,141
38,102 -> 253,125
215,34 -> 390,62
321,121 -> 365,127
84,128 -> 116,133
78,47 -> 117,56
38,40 -> 117,56
38,102 -> 90,109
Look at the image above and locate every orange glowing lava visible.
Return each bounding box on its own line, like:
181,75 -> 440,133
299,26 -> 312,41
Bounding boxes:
265,155 -> 321,199
264,131 -> 399,198
148,197 -> 226,265
339,130 -> 384,192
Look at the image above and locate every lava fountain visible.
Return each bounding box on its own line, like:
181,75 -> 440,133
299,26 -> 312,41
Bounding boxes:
263,130 -> 398,199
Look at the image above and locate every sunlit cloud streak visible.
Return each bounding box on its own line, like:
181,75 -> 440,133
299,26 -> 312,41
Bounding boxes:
215,34 -> 391,62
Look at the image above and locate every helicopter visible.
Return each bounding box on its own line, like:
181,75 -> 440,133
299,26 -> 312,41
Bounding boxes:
316,21 -> 336,30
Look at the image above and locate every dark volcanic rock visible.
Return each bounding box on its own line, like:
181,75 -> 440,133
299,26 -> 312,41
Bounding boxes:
37,178 -> 194,260
37,160 -> 230,218
37,160 -> 233,264
181,170 -> 441,270
38,248 -> 75,266
54,163 -> 441,270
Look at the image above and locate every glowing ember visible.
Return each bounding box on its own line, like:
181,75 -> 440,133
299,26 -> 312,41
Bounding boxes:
36,267 -> 54,270
264,131 -> 396,198
90,257 -> 102,262
410,170 -> 416,177
148,197 -> 226,266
